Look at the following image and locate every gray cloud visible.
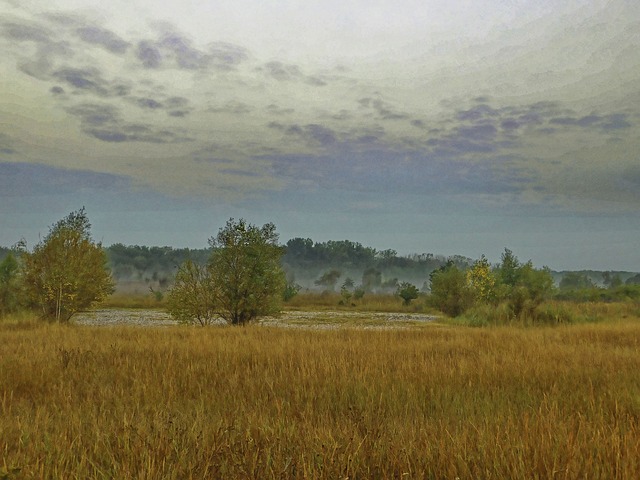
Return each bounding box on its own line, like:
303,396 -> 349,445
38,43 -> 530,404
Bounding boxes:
0,134 -> 16,156
134,97 -> 163,109
165,96 -> 192,117
266,104 -> 295,116
135,31 -> 248,71
165,97 -> 189,108
0,162 -> 129,197
269,122 -> 338,148
206,41 -> 248,70
167,110 -> 190,118
457,104 -> 498,122
265,147 -> 529,197
358,97 -> 409,121
136,40 -> 163,68
76,26 -> 130,54
419,99 -> 635,160
219,168 -> 263,178
67,103 -> 119,126
306,75 -> 327,86
263,61 -> 301,81
0,20 -> 52,43
549,112 -> 632,131
127,95 -> 193,117
66,103 -> 193,143
160,32 -> 207,69
208,100 -> 252,115
601,114 -> 632,130
1,18 -> 72,80
261,61 -> 327,86
51,66 -> 131,97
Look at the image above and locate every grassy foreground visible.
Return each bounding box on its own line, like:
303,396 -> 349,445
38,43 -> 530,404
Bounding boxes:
2,317 -> 640,478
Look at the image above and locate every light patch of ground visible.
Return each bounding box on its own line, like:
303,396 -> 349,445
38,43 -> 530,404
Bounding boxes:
74,309 -> 178,327
74,309 -> 439,329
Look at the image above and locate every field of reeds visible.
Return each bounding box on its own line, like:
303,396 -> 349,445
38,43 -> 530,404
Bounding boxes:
2,309 -> 640,479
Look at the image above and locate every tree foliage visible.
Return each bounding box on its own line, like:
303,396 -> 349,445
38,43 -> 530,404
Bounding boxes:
314,269 -> 342,291
428,250 -> 554,320
168,219 -> 287,325
0,252 -> 22,317
22,208 -> 114,321
396,282 -> 419,306
166,260 -> 217,326
466,255 -> 497,304
429,262 -> 474,317
559,272 -> 596,290
209,219 -> 286,325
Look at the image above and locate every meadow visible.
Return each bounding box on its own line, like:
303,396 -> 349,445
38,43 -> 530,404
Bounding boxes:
2,306 -> 640,479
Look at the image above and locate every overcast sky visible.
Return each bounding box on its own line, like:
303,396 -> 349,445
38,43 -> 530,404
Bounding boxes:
1,0 -> 639,271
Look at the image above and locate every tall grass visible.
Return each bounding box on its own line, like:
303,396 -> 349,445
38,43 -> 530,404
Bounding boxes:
284,291 -> 431,313
101,292 -> 167,309
2,317 -> 640,478
456,300 -> 640,327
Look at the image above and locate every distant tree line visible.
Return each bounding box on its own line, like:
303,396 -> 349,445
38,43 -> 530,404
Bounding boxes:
3,211 -> 640,325
3,237 -> 640,299
106,244 -> 211,285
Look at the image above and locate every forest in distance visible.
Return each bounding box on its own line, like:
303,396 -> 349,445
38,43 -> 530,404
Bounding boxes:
2,238 -> 639,296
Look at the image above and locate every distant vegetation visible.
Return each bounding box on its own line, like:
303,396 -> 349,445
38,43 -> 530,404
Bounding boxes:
3,214 -> 640,476
2,212 -> 640,324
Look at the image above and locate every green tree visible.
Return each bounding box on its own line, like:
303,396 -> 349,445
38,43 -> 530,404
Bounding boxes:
208,218 -> 286,325
507,262 -> 554,317
283,280 -> 301,302
626,274 -> 640,286
495,248 -> 520,287
494,249 -> 554,318
396,282 -> 419,306
353,285 -> 365,300
429,262 -> 473,317
361,267 -> 382,292
166,260 -> 217,326
315,269 -> 342,291
22,208 -> 114,321
602,272 -> 623,289
339,277 -> 355,305
559,272 -> 595,290
0,252 -> 22,317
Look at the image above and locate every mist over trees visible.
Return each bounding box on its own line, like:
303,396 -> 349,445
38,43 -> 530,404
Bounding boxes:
5,237 -> 634,299
281,238 -> 472,292
3,214 -> 640,323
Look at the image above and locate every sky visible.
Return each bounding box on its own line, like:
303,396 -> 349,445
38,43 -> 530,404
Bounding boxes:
1,0 -> 640,271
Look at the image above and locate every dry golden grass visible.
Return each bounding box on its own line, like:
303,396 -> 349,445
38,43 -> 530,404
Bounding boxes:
284,291 -> 431,313
102,293 -> 167,310
2,313 -> 640,478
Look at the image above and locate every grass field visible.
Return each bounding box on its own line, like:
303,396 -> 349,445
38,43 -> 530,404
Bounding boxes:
2,310 -> 640,478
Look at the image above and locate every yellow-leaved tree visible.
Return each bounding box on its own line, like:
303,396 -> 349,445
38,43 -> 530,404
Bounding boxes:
22,208 -> 114,321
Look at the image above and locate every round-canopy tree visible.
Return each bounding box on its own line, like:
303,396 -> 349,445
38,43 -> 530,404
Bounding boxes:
209,219 -> 286,325
168,218 -> 287,325
22,208 -> 114,321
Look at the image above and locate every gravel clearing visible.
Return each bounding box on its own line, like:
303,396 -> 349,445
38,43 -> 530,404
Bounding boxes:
73,309 -> 438,329
74,309 -> 178,327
